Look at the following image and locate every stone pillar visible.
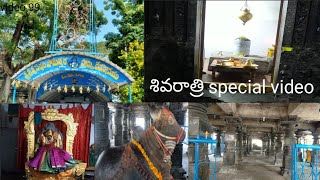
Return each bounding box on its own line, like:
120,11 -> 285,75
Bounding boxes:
94,103 -> 110,162
188,103 -> 211,180
246,132 -> 250,155
236,126 -> 243,164
122,105 -> 129,144
215,129 -> 222,157
222,118 -> 241,166
274,132 -> 283,165
295,132 -> 303,162
270,131 -> 276,157
313,132 -> 320,145
312,130 -> 320,164
296,133 -> 302,144
262,137 -> 267,156
280,120 -> 296,177
248,135 -> 253,153
108,103 -> 124,146
170,103 -> 187,180
266,133 -> 271,157
243,132 -> 248,157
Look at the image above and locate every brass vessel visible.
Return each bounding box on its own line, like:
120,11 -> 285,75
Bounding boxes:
239,8 -> 253,25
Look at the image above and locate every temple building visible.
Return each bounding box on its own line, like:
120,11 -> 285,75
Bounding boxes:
144,0 -> 320,102
188,103 -> 320,179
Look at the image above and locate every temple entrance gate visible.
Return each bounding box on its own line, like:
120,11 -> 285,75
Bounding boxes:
11,52 -> 133,102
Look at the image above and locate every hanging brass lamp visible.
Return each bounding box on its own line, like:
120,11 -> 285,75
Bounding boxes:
239,0 -> 253,25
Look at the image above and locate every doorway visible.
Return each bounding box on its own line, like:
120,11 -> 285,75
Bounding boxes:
197,0 -> 288,87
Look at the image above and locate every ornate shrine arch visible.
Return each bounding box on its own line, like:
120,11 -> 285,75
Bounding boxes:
11,52 -> 134,102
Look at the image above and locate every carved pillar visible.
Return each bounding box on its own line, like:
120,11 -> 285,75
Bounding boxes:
170,103 -> 187,179
94,103 -> 110,162
274,132 -> 283,165
296,134 -> 302,144
144,0 -> 206,102
313,132 -> 320,145
248,135 -> 253,153
215,129 -> 222,157
262,137 -> 267,156
188,103 -> 211,180
108,103 -> 124,146
295,132 -> 303,162
280,119 -> 296,177
270,131 -> 276,157
266,133 -> 271,157
246,133 -> 250,155
312,129 -> 320,163
236,126 -> 243,164
243,132 -> 247,157
223,118 -> 241,166
122,105 -> 129,144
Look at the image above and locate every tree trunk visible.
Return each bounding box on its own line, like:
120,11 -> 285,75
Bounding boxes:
1,19 -> 25,75
0,19 -> 25,102
0,74 -> 12,103
31,40 -> 41,61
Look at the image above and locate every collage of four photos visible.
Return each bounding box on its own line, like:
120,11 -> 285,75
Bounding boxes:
1,0 -> 320,179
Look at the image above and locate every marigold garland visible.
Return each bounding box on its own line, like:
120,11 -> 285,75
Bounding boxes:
132,139 -> 163,180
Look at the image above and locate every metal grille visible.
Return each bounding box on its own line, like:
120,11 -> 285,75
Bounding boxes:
291,144 -> 320,180
189,134 -> 218,180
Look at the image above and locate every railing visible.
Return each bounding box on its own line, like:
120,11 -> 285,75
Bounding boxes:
189,134 -> 218,180
291,144 -> 320,180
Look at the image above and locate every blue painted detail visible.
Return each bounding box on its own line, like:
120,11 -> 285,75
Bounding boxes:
49,0 -> 58,53
12,54 -> 133,84
45,51 -> 103,56
12,84 -> 16,103
188,134 -> 218,180
291,144 -> 320,180
128,85 -> 132,103
35,71 -> 111,100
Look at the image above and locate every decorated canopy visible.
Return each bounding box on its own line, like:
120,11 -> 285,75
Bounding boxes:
11,52 -> 134,102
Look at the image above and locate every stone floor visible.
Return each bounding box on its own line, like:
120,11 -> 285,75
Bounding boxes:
214,151 -> 289,180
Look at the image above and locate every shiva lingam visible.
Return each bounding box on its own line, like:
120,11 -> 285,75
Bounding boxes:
239,0 -> 253,25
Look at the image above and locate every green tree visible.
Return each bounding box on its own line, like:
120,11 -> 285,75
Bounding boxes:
104,0 -> 144,68
104,0 -> 144,102
0,0 -> 55,102
117,40 -> 144,102
0,0 -> 107,102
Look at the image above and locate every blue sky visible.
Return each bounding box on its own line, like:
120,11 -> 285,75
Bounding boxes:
95,0 -> 119,42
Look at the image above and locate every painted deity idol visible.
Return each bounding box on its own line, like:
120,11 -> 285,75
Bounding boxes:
28,123 -> 77,174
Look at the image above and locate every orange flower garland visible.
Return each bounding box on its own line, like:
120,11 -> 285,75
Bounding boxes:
132,139 -> 163,180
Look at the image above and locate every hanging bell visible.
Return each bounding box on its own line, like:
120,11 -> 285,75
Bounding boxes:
239,8 -> 253,25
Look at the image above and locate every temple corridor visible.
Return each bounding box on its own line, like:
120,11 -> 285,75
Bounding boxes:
216,151 -> 287,180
